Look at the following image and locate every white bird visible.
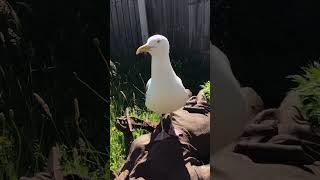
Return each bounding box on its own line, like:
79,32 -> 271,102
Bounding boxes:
210,43 -> 248,155
136,34 -> 189,141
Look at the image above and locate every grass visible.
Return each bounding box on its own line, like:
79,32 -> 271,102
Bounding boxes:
110,86 -> 159,173
288,61 -> 320,127
109,97 -> 126,172
109,60 -> 163,172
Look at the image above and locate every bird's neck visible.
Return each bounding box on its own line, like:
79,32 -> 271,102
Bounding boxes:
151,54 -> 175,80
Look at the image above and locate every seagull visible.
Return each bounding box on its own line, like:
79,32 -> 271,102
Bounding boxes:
210,43 -> 248,155
136,34 -> 189,141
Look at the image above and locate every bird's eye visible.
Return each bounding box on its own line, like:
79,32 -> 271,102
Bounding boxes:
157,40 -> 161,43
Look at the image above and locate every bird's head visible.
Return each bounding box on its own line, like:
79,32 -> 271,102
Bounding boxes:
136,34 -> 169,57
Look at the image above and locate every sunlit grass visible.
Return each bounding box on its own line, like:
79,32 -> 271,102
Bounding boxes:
109,67 -> 160,172
110,94 -> 159,173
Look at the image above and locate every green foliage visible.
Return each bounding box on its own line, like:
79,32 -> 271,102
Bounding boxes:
288,61 -> 320,127
110,98 -> 126,173
200,81 -> 210,101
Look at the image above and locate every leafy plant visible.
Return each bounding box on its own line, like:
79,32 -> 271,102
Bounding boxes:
288,61 -> 320,127
200,81 -> 210,101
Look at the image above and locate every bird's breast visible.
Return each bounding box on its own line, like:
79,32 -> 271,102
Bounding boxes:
145,81 -> 188,114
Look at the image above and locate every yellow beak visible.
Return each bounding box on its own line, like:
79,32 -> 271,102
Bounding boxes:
136,44 -> 151,55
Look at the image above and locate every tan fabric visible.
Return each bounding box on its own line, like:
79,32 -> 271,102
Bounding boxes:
212,91 -> 320,180
115,91 -> 210,180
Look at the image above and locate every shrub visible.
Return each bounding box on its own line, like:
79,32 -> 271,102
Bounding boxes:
200,81 -> 210,102
288,61 -> 320,127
